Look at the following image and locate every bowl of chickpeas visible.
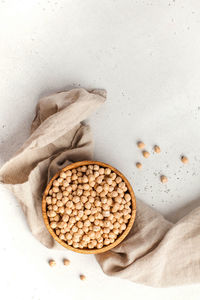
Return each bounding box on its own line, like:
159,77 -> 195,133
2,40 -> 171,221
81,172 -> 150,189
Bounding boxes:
42,161 -> 136,254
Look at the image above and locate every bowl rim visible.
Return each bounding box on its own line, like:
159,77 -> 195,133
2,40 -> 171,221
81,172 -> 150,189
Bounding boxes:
42,160 -> 136,254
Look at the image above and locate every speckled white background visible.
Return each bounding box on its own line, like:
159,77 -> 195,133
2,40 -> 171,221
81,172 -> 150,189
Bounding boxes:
1,0 -> 200,299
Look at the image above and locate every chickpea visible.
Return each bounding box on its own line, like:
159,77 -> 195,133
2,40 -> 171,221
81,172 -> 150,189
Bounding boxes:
88,231 -> 95,239
57,200 -> 63,207
85,201 -> 92,209
111,181 -> 117,188
83,235 -> 90,243
86,170 -> 92,175
48,205 -> 53,211
113,228 -> 119,235
94,171 -> 99,178
160,175 -> 168,183
120,223 -> 126,231
115,196 -> 122,204
46,196 -> 52,205
84,220 -> 91,227
84,209 -> 91,215
137,141 -> 145,149
89,215 -> 95,222
60,233 -> 66,240
104,167 -> 111,175
78,229 -> 84,235
78,177 -> 83,184
88,196 -> 94,203
72,184 -> 77,191
88,243 -> 94,249
106,177 -> 113,185
81,166 -> 87,172
72,174 -> 78,181
52,198 -> 57,205
83,190 -> 90,197
102,204 -> 109,211
99,168 -> 104,175
82,175 -> 88,183
49,260 -> 56,267
78,210 -> 84,218
56,229 -> 61,235
109,232 -> 116,239
102,210 -> 110,217
72,226 -> 78,233
96,177 -> 103,184
90,190 -> 96,197
104,238 -> 111,245
103,227 -> 110,234
62,191 -> 68,197
113,221 -> 120,229
52,187 -> 59,193
89,181 -> 96,187
75,202 -> 83,210
96,185 -> 103,193
100,191 -> 107,197
93,225 -> 100,232
54,215 -> 60,222
65,170 -> 72,177
50,222 -> 57,229
66,186 -> 72,193
97,236 -> 103,243
125,193 -> 131,201
93,165 -> 99,171
112,203 -> 120,213
97,243 -> 103,249
124,214 -> 131,220
91,240 -> 97,247
49,189 -> 53,195
66,201 -> 73,208
53,180 -> 59,187
76,189 -> 83,196
63,180 -> 69,187
48,211 -> 56,218
66,177 -> 72,183
83,226 -> 89,233
110,173 -> 116,180
73,242 -> 79,248
94,219 -> 100,226
88,175 -> 95,182
91,207 -> 98,214
69,217 -> 76,224
63,259 -> 70,266
108,186 -> 114,193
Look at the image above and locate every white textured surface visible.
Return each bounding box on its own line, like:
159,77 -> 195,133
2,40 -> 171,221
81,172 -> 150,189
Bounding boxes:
1,0 -> 200,299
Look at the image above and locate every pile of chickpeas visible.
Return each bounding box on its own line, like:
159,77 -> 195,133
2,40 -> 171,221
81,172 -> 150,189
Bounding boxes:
46,164 -> 132,250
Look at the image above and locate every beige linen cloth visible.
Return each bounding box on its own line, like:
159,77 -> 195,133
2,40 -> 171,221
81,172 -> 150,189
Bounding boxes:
0,88 -> 200,287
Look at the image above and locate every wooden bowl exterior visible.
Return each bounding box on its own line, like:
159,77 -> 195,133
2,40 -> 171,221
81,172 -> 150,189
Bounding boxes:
42,161 -> 136,254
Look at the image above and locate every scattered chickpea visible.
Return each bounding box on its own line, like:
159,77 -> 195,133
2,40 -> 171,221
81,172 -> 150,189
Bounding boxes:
63,258 -> 70,266
137,141 -> 145,149
136,162 -> 142,169
181,156 -> 188,164
142,150 -> 150,158
160,175 -> 168,183
49,260 -> 56,267
80,274 -> 86,281
154,145 -> 161,153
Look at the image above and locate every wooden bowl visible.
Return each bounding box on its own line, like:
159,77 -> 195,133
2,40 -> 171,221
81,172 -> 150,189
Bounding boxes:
42,161 -> 136,254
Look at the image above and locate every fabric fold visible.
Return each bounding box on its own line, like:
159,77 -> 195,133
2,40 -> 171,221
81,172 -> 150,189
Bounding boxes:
0,88 -> 106,247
